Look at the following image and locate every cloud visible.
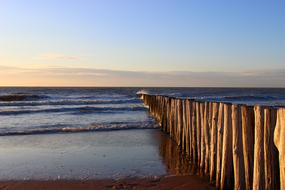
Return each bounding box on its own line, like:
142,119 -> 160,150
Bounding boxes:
0,66 -> 284,87
36,53 -> 80,61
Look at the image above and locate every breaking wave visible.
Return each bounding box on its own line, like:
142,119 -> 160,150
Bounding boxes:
0,121 -> 159,136
0,106 -> 147,116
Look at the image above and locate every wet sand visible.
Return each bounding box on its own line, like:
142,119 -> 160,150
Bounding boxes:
0,175 -> 214,190
0,129 -> 213,189
0,130 -> 172,180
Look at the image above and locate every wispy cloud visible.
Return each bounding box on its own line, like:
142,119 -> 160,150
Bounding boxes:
36,53 -> 80,61
0,66 -> 284,87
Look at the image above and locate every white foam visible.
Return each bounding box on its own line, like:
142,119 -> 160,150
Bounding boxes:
136,89 -> 149,95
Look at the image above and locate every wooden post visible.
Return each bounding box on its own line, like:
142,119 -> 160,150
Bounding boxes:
220,103 -> 233,190
241,105 -> 255,190
161,97 -> 165,131
204,102 -> 210,174
200,102 -> 205,176
208,102 -> 213,173
216,103 -> 224,189
253,106 -> 265,190
165,97 -> 170,133
210,102 -> 218,183
185,99 -> 192,156
264,108 -> 278,190
181,99 -> 185,150
191,101 -> 197,172
172,98 -> 176,140
178,99 -> 183,147
274,108 -> 285,189
232,104 -> 245,190
196,102 -> 201,173
141,95 -> 282,190
169,99 -> 174,138
167,98 -> 172,134
163,97 -> 166,132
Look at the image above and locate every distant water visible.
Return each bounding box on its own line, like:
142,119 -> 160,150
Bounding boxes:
0,87 -> 285,136
139,88 -> 285,106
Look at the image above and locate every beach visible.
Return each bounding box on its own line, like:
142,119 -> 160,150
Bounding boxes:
1,0 -> 284,188
0,129 -> 187,179
1,87 -> 285,189
0,129 -> 214,189
0,175 -> 214,190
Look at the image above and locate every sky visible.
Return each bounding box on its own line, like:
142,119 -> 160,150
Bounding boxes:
0,0 -> 284,87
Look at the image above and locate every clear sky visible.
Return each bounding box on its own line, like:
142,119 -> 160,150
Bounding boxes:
0,0 -> 284,86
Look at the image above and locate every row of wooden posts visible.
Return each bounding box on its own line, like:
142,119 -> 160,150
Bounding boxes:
139,93 -> 285,190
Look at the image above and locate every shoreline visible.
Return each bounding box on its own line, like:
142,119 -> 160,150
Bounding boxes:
0,175 -> 214,190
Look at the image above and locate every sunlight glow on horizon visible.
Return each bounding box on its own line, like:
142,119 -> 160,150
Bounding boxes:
0,0 -> 284,86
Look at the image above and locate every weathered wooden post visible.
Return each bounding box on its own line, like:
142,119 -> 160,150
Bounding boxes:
170,99 -> 176,139
175,99 -> 180,145
177,99 -> 183,146
191,101 -> 197,172
253,106 -> 265,190
207,102 -> 213,174
203,102 -> 210,175
220,103 -> 233,190
181,99 -> 185,150
141,94 -> 283,190
274,108 -> 285,189
210,102 -> 218,184
185,99 -> 191,156
182,99 -> 188,153
166,97 -> 172,134
168,98 -> 173,138
264,107 -> 278,190
196,102 -> 201,173
232,104 -> 245,190
200,102 -> 205,176
165,97 -> 170,133
241,105 -> 254,190
216,103 -> 224,189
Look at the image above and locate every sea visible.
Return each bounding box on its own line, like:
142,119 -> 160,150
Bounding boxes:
0,87 -> 284,180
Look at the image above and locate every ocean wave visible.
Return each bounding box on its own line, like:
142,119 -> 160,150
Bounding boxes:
136,90 -> 149,95
0,106 -> 147,116
0,121 -> 159,136
0,93 -> 48,102
219,95 -> 278,101
190,94 -> 281,102
0,98 -> 140,107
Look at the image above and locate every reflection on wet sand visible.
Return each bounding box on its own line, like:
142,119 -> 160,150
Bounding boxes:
158,132 -> 192,175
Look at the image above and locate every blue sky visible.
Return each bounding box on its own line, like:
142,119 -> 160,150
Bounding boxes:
0,0 -> 284,86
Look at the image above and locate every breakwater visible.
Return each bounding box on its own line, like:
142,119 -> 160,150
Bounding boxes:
139,93 -> 285,190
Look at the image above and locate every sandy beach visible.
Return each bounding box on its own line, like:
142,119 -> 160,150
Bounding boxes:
0,129 -> 214,189
0,175 -> 214,190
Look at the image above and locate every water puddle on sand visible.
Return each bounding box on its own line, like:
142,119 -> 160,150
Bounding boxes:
0,129 -> 191,180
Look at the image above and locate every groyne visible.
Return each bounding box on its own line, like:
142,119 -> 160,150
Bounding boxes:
139,93 -> 285,190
